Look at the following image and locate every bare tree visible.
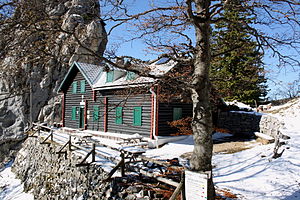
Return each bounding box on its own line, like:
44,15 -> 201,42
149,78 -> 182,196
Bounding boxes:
1,0 -> 300,199
98,0 -> 300,198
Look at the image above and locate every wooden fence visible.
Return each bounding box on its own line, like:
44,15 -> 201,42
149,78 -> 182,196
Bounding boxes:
29,123 -> 187,200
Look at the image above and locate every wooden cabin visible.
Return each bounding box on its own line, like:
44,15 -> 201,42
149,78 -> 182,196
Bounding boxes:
58,60 -> 192,138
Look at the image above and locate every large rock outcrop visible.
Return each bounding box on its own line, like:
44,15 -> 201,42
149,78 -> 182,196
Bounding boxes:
0,0 -> 107,161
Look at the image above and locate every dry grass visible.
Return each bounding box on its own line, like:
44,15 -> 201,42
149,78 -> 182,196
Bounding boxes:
216,188 -> 240,199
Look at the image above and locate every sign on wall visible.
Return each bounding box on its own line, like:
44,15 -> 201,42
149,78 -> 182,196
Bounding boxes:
185,170 -> 209,200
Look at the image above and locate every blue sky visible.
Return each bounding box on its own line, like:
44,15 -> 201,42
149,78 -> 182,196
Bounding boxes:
101,0 -> 300,100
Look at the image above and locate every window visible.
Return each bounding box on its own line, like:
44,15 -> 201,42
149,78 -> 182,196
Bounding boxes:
115,107 -> 123,124
106,71 -> 114,83
126,71 -> 136,80
173,107 -> 182,121
80,80 -> 86,93
72,81 -> 77,94
71,106 -> 77,120
133,107 -> 142,126
93,106 -> 99,121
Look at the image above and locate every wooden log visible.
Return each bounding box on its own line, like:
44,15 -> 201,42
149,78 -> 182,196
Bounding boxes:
169,179 -> 184,200
76,146 -> 95,167
40,132 -> 54,144
103,159 -> 125,181
255,132 -> 274,142
127,165 -> 180,187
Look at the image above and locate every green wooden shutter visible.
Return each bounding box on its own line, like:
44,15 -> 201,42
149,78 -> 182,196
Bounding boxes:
173,107 -> 182,121
93,106 -> 99,121
71,106 -> 77,120
72,81 -> 77,94
133,107 -> 142,126
115,107 -> 123,124
80,80 -> 86,93
106,71 -> 114,83
126,72 -> 136,80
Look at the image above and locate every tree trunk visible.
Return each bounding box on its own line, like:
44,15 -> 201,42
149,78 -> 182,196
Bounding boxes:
189,0 -> 215,199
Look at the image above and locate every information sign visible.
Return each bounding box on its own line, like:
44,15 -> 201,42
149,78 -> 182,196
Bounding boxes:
185,170 -> 209,200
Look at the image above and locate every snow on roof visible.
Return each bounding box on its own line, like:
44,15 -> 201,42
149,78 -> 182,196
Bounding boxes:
148,59 -> 177,77
92,72 -> 154,90
226,100 -> 254,110
78,58 -> 177,90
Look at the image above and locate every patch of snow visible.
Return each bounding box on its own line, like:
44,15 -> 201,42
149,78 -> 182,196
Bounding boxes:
230,110 -> 265,116
0,162 -> 33,200
226,100 -> 254,110
144,98 -> 300,199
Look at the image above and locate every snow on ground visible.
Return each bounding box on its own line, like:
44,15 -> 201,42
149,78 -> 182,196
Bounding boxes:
0,161 -> 33,200
1,98 -> 299,199
146,98 -> 300,200
213,99 -> 300,200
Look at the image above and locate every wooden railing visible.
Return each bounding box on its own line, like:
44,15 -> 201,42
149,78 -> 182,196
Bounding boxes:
28,123 -> 185,199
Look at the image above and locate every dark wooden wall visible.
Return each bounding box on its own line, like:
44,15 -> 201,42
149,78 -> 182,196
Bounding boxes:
63,70 -> 192,137
157,103 -> 193,136
64,70 -> 93,129
87,96 -> 105,131
101,91 -> 152,137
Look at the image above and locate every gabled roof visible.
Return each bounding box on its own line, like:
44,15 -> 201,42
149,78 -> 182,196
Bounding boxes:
57,61 -> 103,92
77,62 -> 104,85
58,58 -> 177,92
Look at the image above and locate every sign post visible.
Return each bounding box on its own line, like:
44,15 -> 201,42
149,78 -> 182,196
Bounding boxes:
185,170 -> 210,200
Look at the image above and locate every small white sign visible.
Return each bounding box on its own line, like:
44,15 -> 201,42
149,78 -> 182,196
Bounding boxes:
185,170 -> 208,200
80,101 -> 85,106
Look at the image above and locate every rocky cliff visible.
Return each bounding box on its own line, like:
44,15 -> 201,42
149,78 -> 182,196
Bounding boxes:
0,0 -> 107,162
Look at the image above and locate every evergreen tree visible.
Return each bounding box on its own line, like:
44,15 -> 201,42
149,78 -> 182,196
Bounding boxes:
211,0 -> 268,105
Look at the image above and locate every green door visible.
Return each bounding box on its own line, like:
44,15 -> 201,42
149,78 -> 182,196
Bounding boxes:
79,107 -> 84,129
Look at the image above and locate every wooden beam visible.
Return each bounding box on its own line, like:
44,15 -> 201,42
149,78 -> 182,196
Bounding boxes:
40,131 -> 54,144
62,92 -> 65,127
150,88 -> 154,139
75,144 -> 95,167
84,100 -> 87,130
103,158 -> 125,181
128,165 -> 180,187
104,97 -> 108,132
169,179 -> 184,200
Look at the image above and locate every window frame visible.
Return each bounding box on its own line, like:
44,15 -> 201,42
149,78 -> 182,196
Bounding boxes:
71,106 -> 77,120
126,71 -> 136,81
173,107 -> 182,121
93,106 -> 99,121
80,80 -> 86,93
133,107 -> 142,126
106,71 -> 114,83
115,107 -> 123,124
72,81 -> 77,94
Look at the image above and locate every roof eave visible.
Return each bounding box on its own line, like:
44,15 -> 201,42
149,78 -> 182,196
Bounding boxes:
93,82 -> 153,91
57,61 -> 79,93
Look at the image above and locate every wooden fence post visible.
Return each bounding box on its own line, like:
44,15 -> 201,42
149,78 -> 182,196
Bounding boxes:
92,143 -> 96,162
181,172 -> 186,200
68,136 -> 72,151
121,153 -> 125,177
50,130 -> 53,141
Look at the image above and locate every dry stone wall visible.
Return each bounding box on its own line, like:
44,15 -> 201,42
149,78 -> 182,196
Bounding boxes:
12,137 -> 109,199
12,137 -> 172,200
217,111 -> 284,138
